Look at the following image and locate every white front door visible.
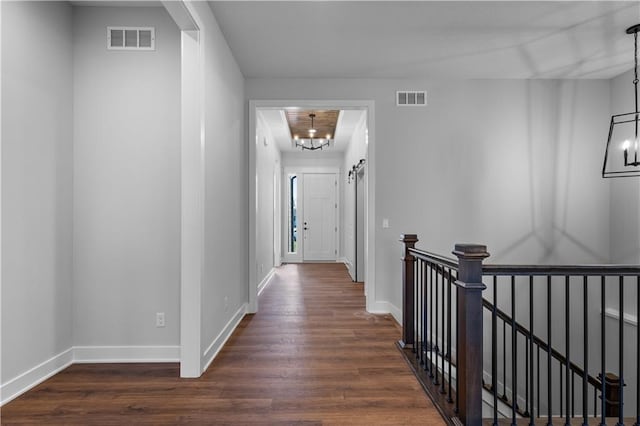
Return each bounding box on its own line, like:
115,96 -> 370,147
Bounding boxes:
303,173 -> 337,261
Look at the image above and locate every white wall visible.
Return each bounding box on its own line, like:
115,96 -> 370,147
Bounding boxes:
255,112 -> 281,286
342,112 -> 367,278
247,78 -> 611,315
609,69 -> 640,264
1,0 -> 74,391
282,151 -> 343,169
73,7 -> 181,349
186,2 -> 247,371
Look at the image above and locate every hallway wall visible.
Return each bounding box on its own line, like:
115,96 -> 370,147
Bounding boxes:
255,112 -> 281,290
1,0 -> 74,393
72,6 -> 181,352
247,77 -> 611,318
342,112 -> 367,280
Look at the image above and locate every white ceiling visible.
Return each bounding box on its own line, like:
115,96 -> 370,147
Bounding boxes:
259,109 -> 366,153
209,1 -> 640,79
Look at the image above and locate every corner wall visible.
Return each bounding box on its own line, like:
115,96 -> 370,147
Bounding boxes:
185,2 -> 248,371
1,0 -> 74,400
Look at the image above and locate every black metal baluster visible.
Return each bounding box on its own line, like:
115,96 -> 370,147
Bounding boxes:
565,275 -> 570,426
548,275 -> 553,426
503,320 -> 508,402
493,275 -> 498,426
512,275 -> 517,426
583,275 -> 588,426
434,265 -> 440,386
412,259 -> 420,364
538,345 -> 541,419
561,363 -> 564,417
447,267 -> 452,403
420,262 -> 429,371
528,275 -> 534,423
572,372 -> 575,418
417,259 -> 422,366
618,276 -> 624,426
429,265 -> 434,379
455,267 -> 460,415
440,266 -> 445,395
601,275 -> 606,426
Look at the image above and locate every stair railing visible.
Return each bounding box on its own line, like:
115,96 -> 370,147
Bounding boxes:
398,235 -> 640,426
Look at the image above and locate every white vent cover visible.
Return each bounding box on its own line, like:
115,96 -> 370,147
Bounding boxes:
396,91 -> 427,106
107,27 -> 155,50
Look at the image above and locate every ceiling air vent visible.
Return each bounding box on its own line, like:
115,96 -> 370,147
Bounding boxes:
396,91 -> 427,107
107,27 -> 155,51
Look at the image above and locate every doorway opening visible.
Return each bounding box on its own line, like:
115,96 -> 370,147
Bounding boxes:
249,100 -> 376,314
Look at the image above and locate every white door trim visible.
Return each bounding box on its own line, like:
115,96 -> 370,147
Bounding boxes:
249,100 -> 376,314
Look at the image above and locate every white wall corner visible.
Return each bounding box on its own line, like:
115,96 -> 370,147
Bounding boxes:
1,348 -> 74,406
73,346 -> 180,363
257,268 -> 276,297
201,303 -> 247,373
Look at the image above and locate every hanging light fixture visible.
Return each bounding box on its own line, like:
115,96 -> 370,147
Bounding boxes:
603,23 -> 640,178
294,113 -> 332,151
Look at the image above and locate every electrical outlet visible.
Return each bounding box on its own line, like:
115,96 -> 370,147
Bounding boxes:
224,296 -> 229,312
156,312 -> 165,328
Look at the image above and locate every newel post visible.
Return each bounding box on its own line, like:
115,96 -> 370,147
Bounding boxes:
399,234 -> 419,349
453,244 -> 490,426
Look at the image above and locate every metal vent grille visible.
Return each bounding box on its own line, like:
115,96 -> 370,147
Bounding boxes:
396,91 -> 427,106
107,27 -> 155,50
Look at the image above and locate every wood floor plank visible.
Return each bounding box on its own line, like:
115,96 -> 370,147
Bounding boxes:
1,263 -> 444,425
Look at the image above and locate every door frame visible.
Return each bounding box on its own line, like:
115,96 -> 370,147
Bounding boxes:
248,100 -> 376,314
282,168 -> 340,263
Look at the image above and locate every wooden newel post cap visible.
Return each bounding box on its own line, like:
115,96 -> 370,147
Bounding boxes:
399,234 -> 419,244
452,244 -> 490,260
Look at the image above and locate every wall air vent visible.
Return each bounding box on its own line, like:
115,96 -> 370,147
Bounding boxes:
396,91 -> 427,106
107,27 -> 155,51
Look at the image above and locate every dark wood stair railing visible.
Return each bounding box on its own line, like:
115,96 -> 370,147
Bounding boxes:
398,235 -> 638,426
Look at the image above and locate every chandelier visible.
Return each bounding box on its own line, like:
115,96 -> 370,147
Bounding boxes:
293,113 -> 333,151
602,23 -> 640,178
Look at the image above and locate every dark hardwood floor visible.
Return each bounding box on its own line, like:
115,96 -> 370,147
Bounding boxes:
1,263 -> 444,425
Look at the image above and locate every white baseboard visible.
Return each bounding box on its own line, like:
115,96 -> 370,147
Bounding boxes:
1,344 -> 181,406
201,303 -> 247,372
2,305 -> 248,406
73,345 -> 180,363
483,370 -> 526,417
604,307 -> 638,327
257,268 -> 276,297
367,300 -> 402,325
337,257 -> 352,269
1,348 -> 73,406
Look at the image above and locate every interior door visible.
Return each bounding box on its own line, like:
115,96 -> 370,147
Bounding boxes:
303,173 -> 337,261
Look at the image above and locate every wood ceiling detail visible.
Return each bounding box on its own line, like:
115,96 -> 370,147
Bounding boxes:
285,110 -> 340,140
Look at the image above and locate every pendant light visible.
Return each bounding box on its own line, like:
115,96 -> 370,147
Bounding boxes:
294,113 -> 332,151
602,24 -> 640,178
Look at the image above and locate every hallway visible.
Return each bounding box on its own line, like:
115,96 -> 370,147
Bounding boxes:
1,264 -> 444,425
